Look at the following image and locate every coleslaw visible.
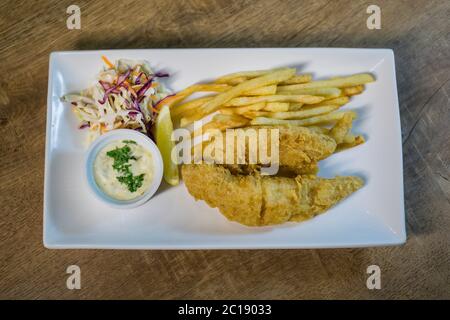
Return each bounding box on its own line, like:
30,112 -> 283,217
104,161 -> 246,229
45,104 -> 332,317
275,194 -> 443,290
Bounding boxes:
62,56 -> 172,142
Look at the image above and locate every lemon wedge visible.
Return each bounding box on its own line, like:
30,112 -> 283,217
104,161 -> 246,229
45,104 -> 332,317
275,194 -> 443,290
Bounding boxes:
155,105 -> 179,185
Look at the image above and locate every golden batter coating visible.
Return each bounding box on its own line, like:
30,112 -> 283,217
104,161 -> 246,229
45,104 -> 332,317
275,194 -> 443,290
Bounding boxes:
182,164 -> 364,226
199,126 -> 336,174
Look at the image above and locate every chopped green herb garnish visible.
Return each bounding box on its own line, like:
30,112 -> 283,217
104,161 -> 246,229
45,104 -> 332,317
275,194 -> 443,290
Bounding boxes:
117,174 -> 145,193
123,140 -> 137,144
106,145 -> 144,192
107,145 -> 132,171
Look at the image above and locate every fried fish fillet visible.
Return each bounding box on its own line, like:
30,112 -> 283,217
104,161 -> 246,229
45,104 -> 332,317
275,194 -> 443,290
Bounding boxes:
182,164 -> 364,226
198,126 -> 336,175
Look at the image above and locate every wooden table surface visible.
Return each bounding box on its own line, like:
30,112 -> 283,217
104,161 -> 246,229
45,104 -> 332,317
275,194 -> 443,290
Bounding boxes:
0,0 -> 449,299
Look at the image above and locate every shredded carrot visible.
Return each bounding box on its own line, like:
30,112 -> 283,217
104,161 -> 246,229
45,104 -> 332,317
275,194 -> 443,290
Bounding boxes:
123,81 -> 137,97
151,107 -> 159,113
101,55 -> 114,69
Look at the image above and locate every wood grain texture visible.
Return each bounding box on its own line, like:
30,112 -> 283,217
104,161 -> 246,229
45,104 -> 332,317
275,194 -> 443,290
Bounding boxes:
0,0 -> 449,299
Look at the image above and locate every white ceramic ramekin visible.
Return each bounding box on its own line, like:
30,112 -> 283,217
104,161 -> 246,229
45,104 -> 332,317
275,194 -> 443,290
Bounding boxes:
85,129 -> 163,209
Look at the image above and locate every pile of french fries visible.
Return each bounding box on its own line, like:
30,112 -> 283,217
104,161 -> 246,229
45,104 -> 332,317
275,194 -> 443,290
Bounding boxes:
163,68 -> 374,152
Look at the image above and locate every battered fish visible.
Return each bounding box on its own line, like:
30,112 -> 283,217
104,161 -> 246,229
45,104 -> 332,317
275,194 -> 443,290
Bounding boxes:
198,126 -> 336,175
182,164 -> 364,226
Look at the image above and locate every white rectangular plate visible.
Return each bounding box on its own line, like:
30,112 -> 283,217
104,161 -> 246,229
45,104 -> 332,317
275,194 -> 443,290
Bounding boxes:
44,48 -> 405,249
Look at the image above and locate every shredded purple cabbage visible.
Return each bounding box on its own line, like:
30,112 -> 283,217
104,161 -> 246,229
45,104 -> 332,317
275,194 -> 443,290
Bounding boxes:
155,71 -> 169,78
136,76 -> 154,97
135,72 -> 144,85
128,111 -> 138,120
79,122 -> 90,129
98,69 -> 131,104
99,80 -> 111,90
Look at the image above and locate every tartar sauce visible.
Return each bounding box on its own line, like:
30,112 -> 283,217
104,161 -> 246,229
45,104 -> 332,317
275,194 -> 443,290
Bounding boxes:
94,140 -> 154,200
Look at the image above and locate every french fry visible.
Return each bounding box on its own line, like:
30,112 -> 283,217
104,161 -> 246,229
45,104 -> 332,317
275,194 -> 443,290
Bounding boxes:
241,111 -> 259,119
277,87 -> 342,98
342,85 -> 365,96
279,74 -> 312,85
180,103 -> 255,127
190,84 -> 278,95
191,114 -> 249,139
225,76 -> 247,85
223,94 -> 323,107
322,96 -> 350,106
329,112 -> 353,144
277,73 -> 375,91
301,96 -> 349,110
220,75 -> 308,87
244,105 -> 339,120
289,103 -> 304,111
178,83 -> 230,95
218,102 -> 266,115
250,111 -> 356,126
172,85 -> 272,119
214,69 -> 282,84
179,111 -> 207,127
335,135 -> 365,152
244,85 -> 277,96
201,68 -> 296,116
218,109 -> 234,115
263,102 -> 290,112
164,84 -> 230,110
277,105 -> 339,120
213,113 -> 249,124
171,96 -> 213,118
168,84 -> 277,119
